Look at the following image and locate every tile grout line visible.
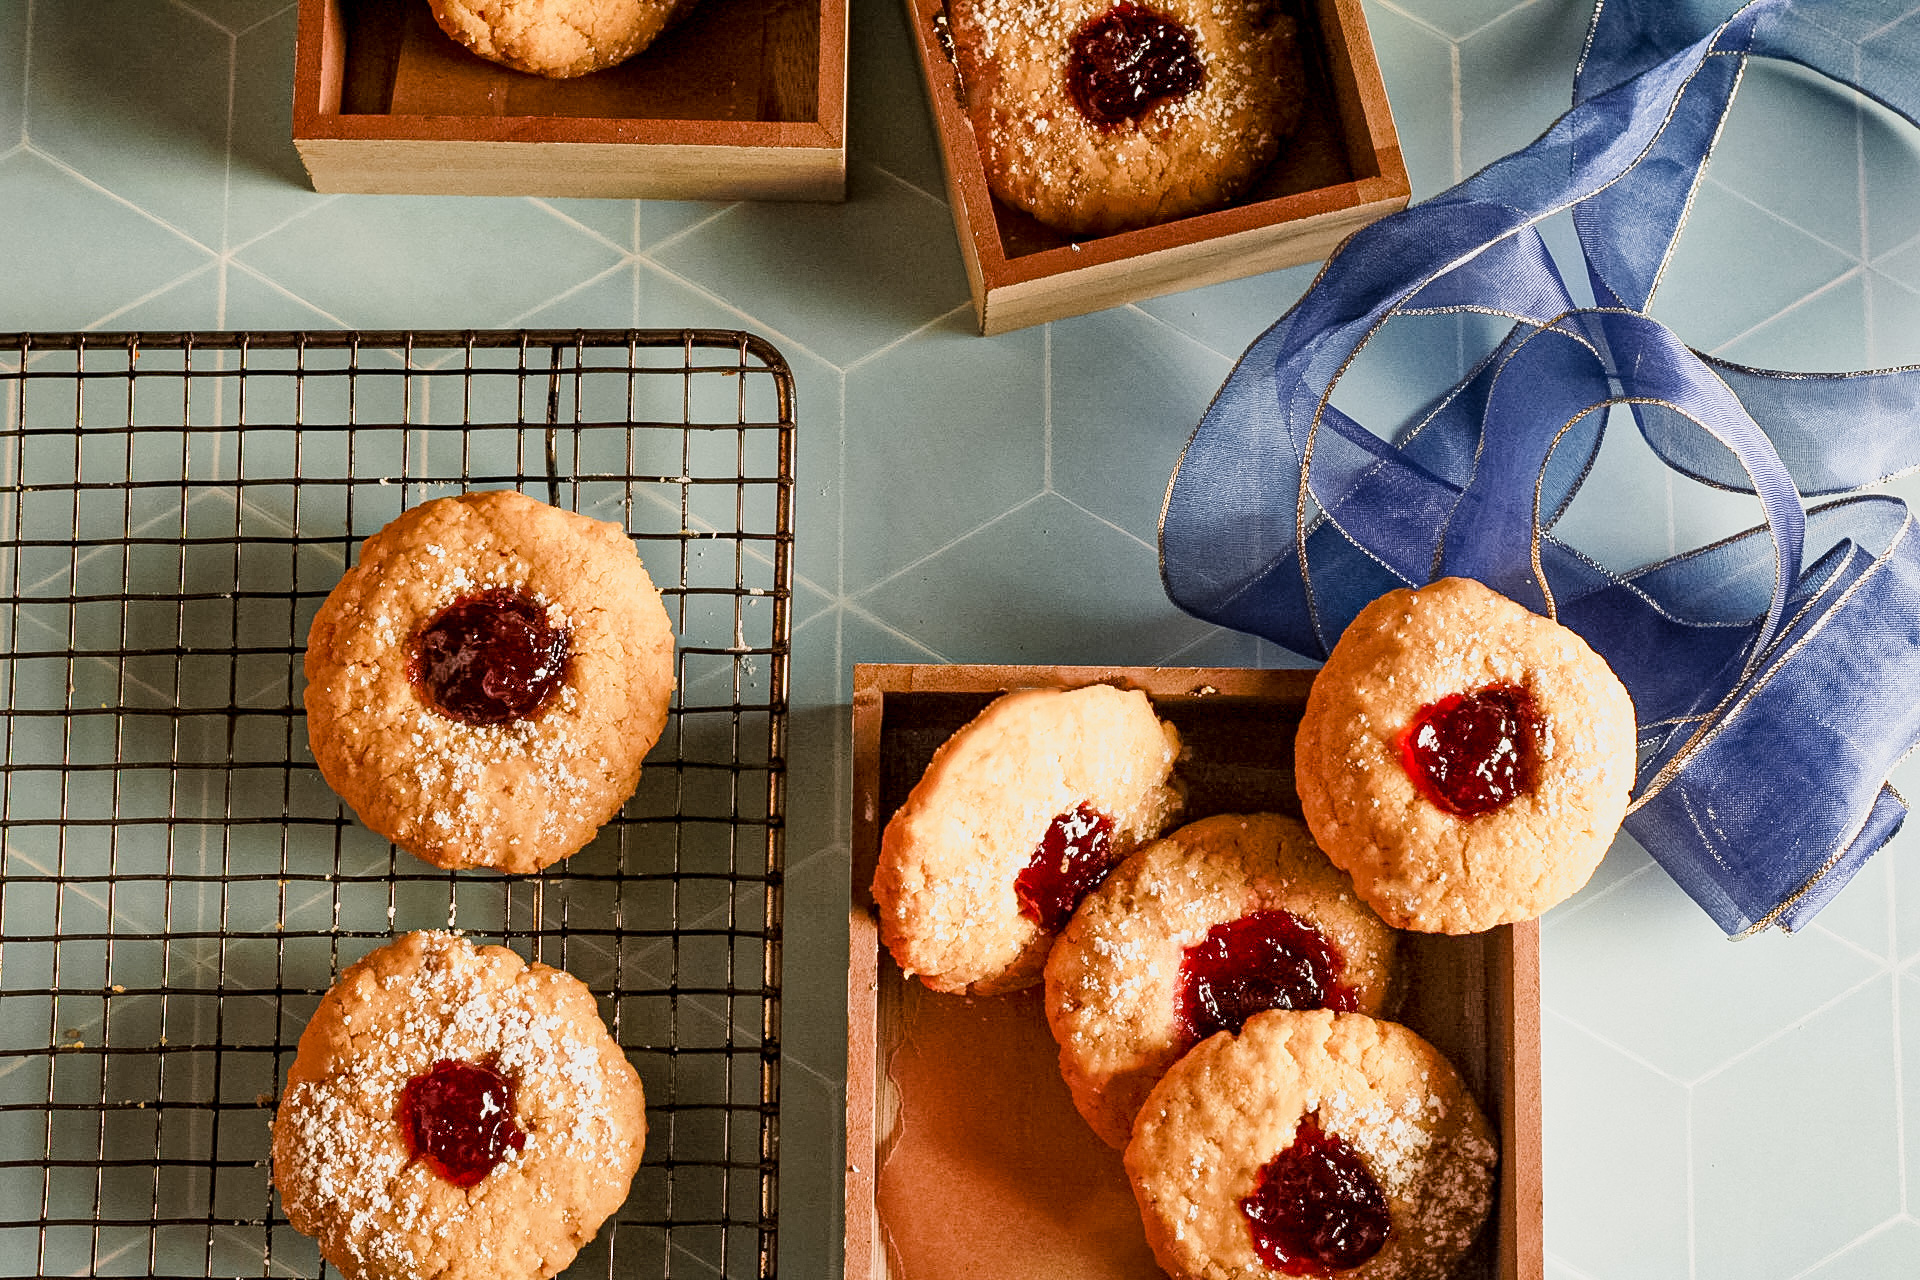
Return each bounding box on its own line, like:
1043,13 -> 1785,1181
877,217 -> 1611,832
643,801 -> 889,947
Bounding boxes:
218,21 -> 237,325
1703,263 -> 1866,361
1041,323 -> 1053,494
1542,1006 -> 1692,1089
1450,37 -> 1463,185
1892,830 -> 1910,1218
1684,1082 -> 1698,1280
1686,966 -> 1889,1089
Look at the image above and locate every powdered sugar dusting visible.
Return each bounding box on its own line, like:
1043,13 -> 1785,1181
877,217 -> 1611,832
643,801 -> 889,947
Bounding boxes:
274,933 -> 638,1278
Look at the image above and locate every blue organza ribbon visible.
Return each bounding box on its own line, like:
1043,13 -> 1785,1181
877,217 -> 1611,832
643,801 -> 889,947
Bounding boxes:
1159,0 -> 1920,935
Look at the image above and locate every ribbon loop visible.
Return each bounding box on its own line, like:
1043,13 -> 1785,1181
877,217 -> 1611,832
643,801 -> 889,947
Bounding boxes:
1159,0 -> 1920,934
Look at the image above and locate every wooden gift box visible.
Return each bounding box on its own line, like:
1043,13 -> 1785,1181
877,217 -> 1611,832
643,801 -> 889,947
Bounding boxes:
292,0 -> 847,199
904,0 -> 1410,333
846,664 -> 1543,1280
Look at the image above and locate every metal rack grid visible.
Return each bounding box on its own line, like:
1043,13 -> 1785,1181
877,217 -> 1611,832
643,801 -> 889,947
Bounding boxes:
0,330 -> 793,1278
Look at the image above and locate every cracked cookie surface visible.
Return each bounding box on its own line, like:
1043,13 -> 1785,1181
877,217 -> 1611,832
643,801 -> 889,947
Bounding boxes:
947,0 -> 1305,234
1045,812 -> 1397,1148
1125,1008 -> 1496,1280
872,684 -> 1184,994
427,0 -> 689,78
304,490 -> 675,874
1294,576 -> 1636,933
272,931 -> 647,1280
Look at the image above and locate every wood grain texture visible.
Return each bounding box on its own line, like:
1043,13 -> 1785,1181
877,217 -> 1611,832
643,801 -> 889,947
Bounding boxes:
900,0 -> 1414,332
292,0 -> 846,198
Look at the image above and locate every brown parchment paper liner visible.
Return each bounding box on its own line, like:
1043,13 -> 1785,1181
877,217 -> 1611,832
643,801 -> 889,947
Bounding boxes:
876,982 -> 1161,1280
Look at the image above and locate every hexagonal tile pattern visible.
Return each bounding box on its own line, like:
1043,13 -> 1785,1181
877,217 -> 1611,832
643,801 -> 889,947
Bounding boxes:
1049,305 -> 1233,540
841,312 -> 1046,589
1708,58 -> 1870,253
0,149 -> 213,330
1542,1016 -> 1690,1279
8,1 -> 1920,1277
1650,180 -> 1859,355
1360,1 -> 1459,195
1456,0 -> 1594,175
1799,1220 -> 1920,1280
1691,980 -> 1901,1278
857,493 -> 1214,665
650,162 -> 971,369
1544,861 -> 1884,1082
233,195 -> 628,329
25,1 -> 236,251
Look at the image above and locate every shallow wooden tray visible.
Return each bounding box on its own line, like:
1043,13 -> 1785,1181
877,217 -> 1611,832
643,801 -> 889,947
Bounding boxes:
847,664 -> 1542,1280
902,0 -> 1410,333
292,0 -> 847,199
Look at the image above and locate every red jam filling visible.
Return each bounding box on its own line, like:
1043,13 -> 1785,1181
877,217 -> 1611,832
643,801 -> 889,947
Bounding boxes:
397,1057 -> 527,1188
412,586 -> 570,726
1013,802 -> 1115,931
1177,909 -> 1356,1042
1398,682 -> 1543,819
1066,3 -> 1204,129
1240,1115 -> 1392,1275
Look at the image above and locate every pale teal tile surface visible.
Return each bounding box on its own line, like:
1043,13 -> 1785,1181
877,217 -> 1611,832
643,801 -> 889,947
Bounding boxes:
1651,179 -> 1859,354
1133,259 -> 1319,360
1715,269 -> 1870,371
1361,2 -> 1459,195
226,5 -> 317,248
1456,0 -> 1591,173
1710,59 -> 1869,252
1049,306 -> 1232,541
1691,980 -> 1902,1279
1541,1016 -> 1691,1279
1542,865 -> 1883,1082
841,314 -> 1046,589
1866,267 -> 1920,366
1904,970 -> 1920,1198
6,0 -> 1920,1276
233,196 -> 629,328
850,0 -> 947,199
650,164 -> 970,369
1801,1220 -> 1920,1280
857,491 -> 1211,664
0,150 -> 213,329
25,2 -> 238,251
0,3 -> 23,147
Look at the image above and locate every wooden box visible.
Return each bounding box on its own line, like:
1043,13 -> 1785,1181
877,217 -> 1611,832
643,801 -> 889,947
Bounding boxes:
292,0 -> 847,199
847,664 -> 1542,1280
904,0 -> 1409,333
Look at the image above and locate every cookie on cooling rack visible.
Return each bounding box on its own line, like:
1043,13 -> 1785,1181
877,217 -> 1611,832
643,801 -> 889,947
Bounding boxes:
427,0 -> 691,78
1126,1008 -> 1496,1280
946,0 -> 1306,235
1295,576 -> 1637,933
304,489 -> 675,875
1044,812 -> 1397,1148
271,930 -> 647,1280
871,683 -> 1184,995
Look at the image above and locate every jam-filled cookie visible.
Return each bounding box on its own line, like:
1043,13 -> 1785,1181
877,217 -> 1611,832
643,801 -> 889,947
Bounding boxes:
1126,1008 -> 1496,1280
1045,812 -> 1397,1148
871,684 -> 1184,995
946,0 -> 1306,235
271,931 -> 647,1280
304,490 -> 675,874
1294,576 -> 1636,933
427,0 -> 690,78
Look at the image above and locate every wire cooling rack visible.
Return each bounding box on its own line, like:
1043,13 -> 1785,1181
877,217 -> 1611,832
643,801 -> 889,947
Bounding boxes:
0,330 -> 792,1278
